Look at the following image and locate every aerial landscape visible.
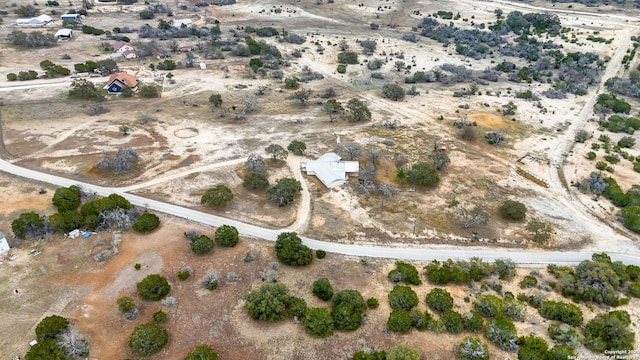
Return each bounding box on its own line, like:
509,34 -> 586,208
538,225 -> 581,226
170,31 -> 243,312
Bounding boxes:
2,0 -> 640,358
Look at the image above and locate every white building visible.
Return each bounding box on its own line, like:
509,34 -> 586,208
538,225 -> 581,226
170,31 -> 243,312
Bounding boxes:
171,19 -> 192,28
301,153 -> 359,188
60,13 -> 82,21
0,232 -> 10,255
16,14 -> 53,26
55,28 -> 73,40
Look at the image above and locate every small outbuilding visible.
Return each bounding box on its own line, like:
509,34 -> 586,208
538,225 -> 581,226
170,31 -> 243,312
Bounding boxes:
171,19 -> 192,28
60,13 -> 82,21
55,28 -> 73,40
301,153 -> 359,188
0,232 -> 10,255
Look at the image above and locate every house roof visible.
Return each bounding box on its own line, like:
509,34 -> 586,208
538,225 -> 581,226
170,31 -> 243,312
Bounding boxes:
304,152 -> 359,187
55,28 -> 73,37
112,40 -> 132,50
171,19 -> 192,28
35,15 -> 53,23
105,72 -> 138,87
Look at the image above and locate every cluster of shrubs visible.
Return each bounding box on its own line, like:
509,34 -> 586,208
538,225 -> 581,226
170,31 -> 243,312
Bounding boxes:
11,186 -> 159,240
548,253 -> 640,305
8,30 -> 56,48
25,315 -> 89,359
600,114 -> 640,134
584,175 -> 640,233
244,281 -> 372,338
424,257 -> 516,285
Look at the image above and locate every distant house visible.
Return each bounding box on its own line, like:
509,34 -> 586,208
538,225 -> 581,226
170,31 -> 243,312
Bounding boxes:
0,232 -> 9,255
171,19 -> 192,28
301,153 -> 359,188
179,46 -> 193,52
104,72 -> 138,94
111,41 -> 134,53
55,28 -> 73,40
60,13 -> 82,21
16,14 -> 53,26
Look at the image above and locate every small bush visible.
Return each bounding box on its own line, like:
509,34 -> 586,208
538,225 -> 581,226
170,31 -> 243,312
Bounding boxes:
367,297 -> 379,309
499,200 -> 527,220
132,212 -> 160,233
152,310 -> 167,323
315,249 -> 326,259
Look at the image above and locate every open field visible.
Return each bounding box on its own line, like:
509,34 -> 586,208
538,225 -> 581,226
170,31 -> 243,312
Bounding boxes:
2,0 -> 640,358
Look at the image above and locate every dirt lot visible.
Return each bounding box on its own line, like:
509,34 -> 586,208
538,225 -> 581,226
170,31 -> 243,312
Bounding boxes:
2,173 -> 640,359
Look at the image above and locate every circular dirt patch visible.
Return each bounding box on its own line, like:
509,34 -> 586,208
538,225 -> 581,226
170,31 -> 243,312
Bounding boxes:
468,113 -> 513,130
174,128 -> 199,138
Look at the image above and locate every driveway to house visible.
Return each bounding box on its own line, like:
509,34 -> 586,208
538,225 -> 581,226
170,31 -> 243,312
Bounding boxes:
2,158 -> 640,266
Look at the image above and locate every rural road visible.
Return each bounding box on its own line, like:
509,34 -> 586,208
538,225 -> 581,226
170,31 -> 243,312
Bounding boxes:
2,158 -> 640,266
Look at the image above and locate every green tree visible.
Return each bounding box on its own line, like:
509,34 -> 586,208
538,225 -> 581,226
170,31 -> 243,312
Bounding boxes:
425,288 -> 454,312
292,89 -> 313,105
201,185 -> 233,208
153,310 -> 167,323
526,218 -> 553,243
68,79 -> 104,100
25,339 -> 66,360
139,9 -> 154,19
117,296 -> 136,313
331,289 -> 367,331
137,274 -> 171,301
346,98 -> 372,122
442,310 -> 464,333
284,76 -> 300,89
266,178 -> 302,207
289,296 -> 307,318
485,314 -> 517,351
304,307 -> 334,337
244,283 -> 292,321
547,345 -> 576,360
458,336 -> 489,360
52,186 -> 81,212
474,294 -> 504,318
584,310 -> 634,352
499,200 -> 527,220
407,162 -> 440,186
214,225 -> 239,247
493,258 -> 517,280
462,311 -> 484,332
15,4 -> 39,17
312,278 -> 334,301
548,322 -> 582,348
388,285 -> 419,310
386,344 -> 420,360
287,140 -> 307,155
138,84 -> 161,98
209,93 -> 223,108
11,211 -> 46,239
338,51 -> 358,64
128,322 -> 169,356
184,345 -> 218,360
249,57 -> 263,72
191,234 -> 214,255
428,151 -> 450,171
387,308 -> 413,333
265,144 -> 288,160
275,232 -> 313,266
243,172 -> 269,189
503,297 -> 526,321
49,211 -> 83,233
36,315 -> 69,341
388,261 -> 422,285
516,334 -> 549,360
538,300 -> 583,326
132,212 -> 160,233
382,83 -> 405,101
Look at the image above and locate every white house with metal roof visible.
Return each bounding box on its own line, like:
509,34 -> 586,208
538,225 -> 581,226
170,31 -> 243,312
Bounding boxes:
0,231 -> 9,255
301,153 -> 359,188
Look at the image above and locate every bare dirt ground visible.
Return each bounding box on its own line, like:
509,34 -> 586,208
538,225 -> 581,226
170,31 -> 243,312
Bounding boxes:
2,0 -> 640,357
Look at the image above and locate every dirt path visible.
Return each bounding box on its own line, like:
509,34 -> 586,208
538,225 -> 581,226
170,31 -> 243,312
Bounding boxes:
284,154 -> 312,233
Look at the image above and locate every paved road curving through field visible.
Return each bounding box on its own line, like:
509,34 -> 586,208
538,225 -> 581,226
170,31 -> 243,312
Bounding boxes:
2,158 -> 640,265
